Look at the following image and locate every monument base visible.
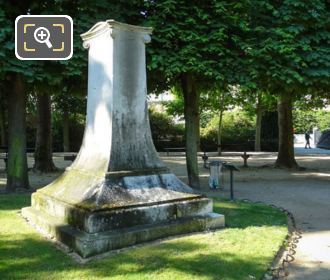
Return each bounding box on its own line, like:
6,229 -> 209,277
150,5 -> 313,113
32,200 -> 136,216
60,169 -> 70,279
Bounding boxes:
22,205 -> 224,258
21,20 -> 225,259
22,171 -> 225,258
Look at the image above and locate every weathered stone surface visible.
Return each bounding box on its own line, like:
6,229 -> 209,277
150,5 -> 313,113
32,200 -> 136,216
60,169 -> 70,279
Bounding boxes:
22,20 -> 225,258
30,190 -> 213,233
22,205 -> 224,258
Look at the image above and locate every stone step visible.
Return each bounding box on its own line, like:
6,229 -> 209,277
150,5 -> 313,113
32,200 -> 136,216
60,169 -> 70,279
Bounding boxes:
31,191 -> 215,233
22,205 -> 225,258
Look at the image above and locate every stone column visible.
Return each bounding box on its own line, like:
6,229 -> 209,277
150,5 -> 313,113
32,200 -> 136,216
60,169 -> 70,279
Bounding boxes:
70,21 -> 114,174
22,20 -> 224,258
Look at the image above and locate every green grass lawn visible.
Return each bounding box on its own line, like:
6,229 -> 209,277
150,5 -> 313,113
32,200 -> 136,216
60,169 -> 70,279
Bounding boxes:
0,194 -> 287,280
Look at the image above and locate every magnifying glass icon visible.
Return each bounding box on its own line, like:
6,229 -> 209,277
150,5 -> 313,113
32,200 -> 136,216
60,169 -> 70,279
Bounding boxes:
34,27 -> 53,49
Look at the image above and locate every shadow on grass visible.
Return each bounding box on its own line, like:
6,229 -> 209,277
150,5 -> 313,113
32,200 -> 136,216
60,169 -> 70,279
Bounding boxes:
88,242 -> 271,280
0,193 -> 31,210
0,235 -> 270,280
0,194 -> 286,280
0,235 -> 77,279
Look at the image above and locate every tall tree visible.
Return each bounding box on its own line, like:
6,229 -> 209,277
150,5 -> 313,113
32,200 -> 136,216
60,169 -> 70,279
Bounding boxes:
238,88 -> 277,152
1,0 -> 146,184
33,88 -> 57,172
145,1 -> 249,188
181,73 -> 200,188
199,85 -> 237,155
6,74 -> 29,191
254,92 -> 263,152
52,84 -> 87,152
0,90 -> 6,146
246,0 -> 330,168
0,1 -> 34,190
276,90 -> 297,168
213,86 -> 238,155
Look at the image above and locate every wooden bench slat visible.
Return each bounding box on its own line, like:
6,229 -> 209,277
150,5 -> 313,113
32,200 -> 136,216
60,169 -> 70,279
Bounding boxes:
164,147 -> 186,156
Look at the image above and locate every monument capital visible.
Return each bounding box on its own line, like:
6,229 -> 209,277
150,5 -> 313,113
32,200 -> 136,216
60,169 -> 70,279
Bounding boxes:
81,20 -> 152,48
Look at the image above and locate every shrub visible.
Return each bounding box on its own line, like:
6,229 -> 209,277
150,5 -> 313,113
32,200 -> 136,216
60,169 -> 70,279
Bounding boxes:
293,109 -> 330,133
148,108 -> 185,150
201,110 -> 255,150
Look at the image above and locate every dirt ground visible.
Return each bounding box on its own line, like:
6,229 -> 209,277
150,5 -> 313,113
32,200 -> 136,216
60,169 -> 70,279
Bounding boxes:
1,147 -> 329,279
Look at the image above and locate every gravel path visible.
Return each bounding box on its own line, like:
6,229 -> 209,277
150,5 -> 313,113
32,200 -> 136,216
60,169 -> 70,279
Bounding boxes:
183,148 -> 330,280
208,180 -> 330,280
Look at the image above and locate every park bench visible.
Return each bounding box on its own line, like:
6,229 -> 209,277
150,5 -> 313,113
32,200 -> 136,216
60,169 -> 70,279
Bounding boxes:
220,150 -> 252,167
211,144 -> 253,167
224,151 -> 252,167
164,147 -> 186,156
0,147 -> 35,170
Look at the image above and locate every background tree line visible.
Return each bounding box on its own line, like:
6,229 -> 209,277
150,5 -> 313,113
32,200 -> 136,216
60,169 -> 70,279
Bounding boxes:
1,0 -> 330,191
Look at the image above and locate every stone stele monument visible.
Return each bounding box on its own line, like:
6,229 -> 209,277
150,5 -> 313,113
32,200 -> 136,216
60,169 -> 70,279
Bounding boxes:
22,20 -> 225,258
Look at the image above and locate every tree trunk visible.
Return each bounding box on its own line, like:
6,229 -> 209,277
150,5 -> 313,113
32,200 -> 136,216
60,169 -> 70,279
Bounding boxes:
197,121 -> 201,152
6,73 -> 29,191
0,103 -> 6,146
275,91 -> 298,169
181,73 -> 200,189
33,90 -> 57,172
217,110 -> 224,156
254,92 -> 262,152
63,109 -> 70,152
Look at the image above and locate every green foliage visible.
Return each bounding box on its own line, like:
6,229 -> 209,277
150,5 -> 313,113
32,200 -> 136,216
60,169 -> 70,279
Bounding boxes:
293,109 -> 330,133
0,1 -> 145,88
315,110 -> 330,131
246,0 -> 330,93
149,107 -> 184,149
293,110 -> 317,133
0,3 -> 37,79
0,194 -> 287,280
164,88 -> 185,117
51,110 -> 85,152
166,85 -> 247,128
146,0 -> 330,96
201,110 -> 255,145
238,90 -> 277,116
294,92 -> 330,111
1,0 -> 330,161
200,85 -> 239,116
0,1 -> 147,154
1,1 -> 330,98
145,0 -> 252,86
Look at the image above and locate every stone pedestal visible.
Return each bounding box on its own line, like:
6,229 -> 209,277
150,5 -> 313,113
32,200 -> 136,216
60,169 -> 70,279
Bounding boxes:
22,20 -> 224,258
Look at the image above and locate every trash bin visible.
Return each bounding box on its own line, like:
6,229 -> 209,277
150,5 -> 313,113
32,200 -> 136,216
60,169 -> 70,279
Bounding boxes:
208,161 -> 224,189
